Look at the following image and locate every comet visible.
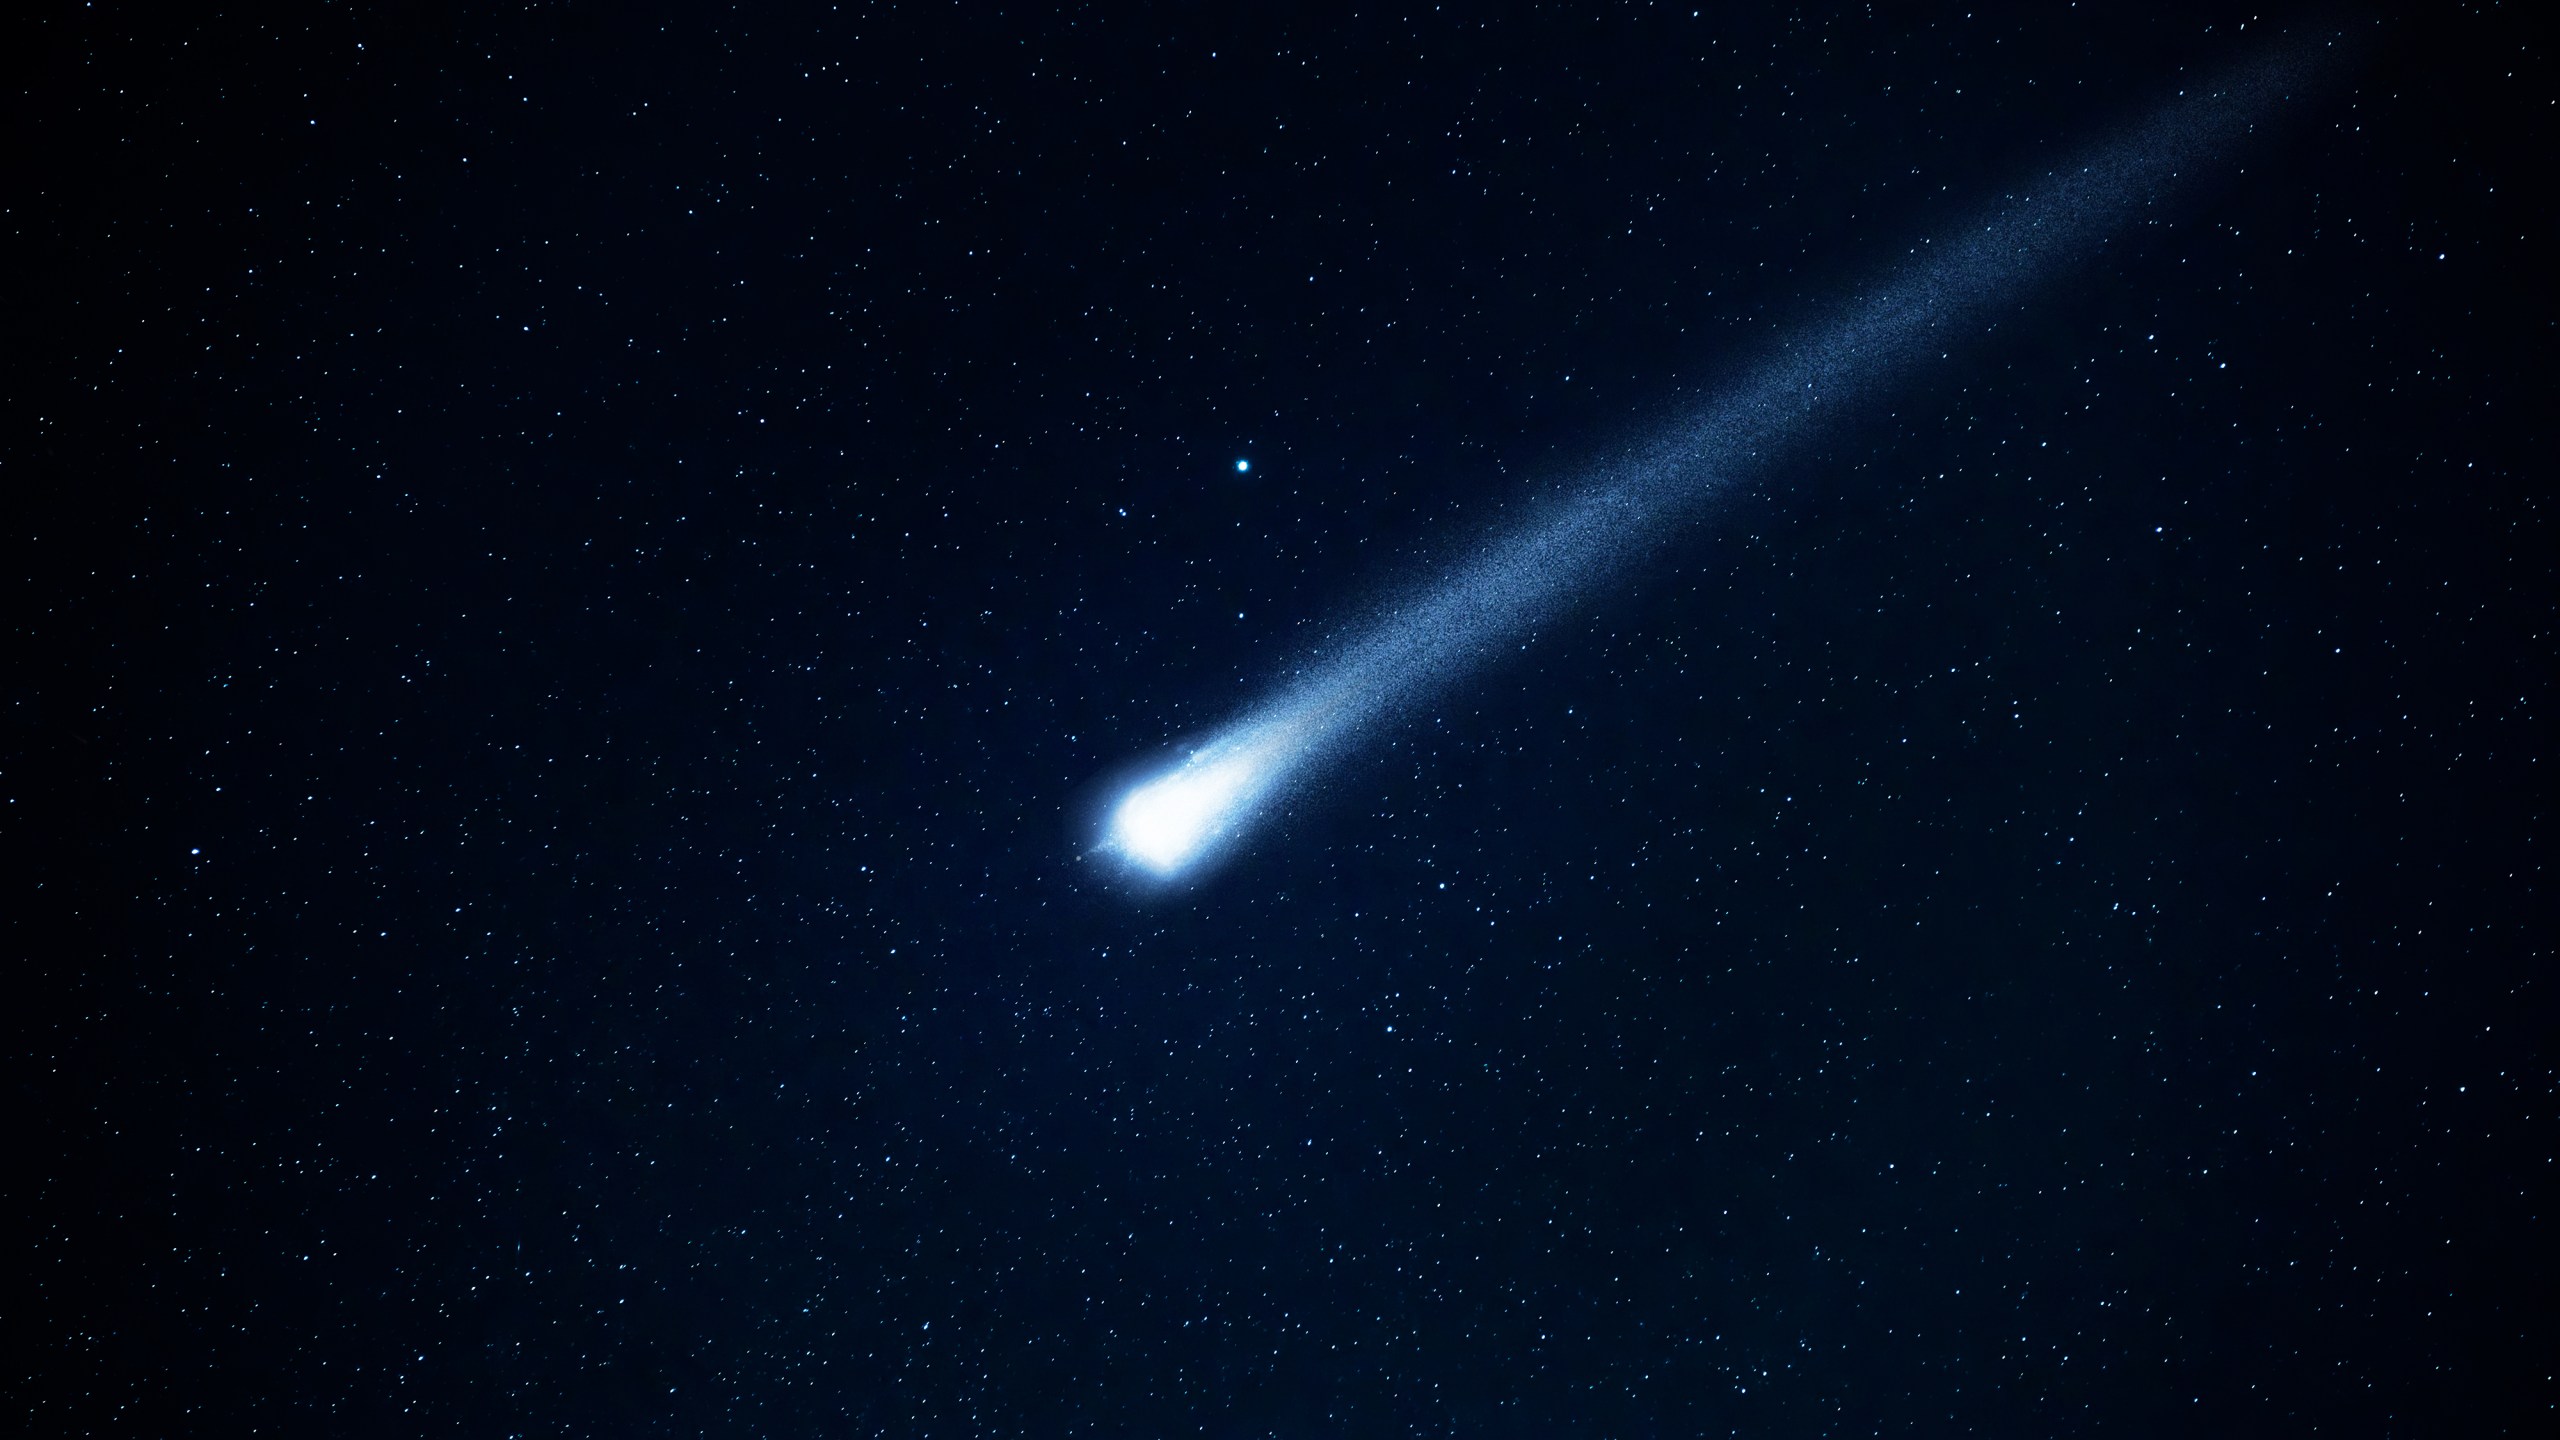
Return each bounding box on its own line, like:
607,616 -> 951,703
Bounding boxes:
1097,47 -> 2321,882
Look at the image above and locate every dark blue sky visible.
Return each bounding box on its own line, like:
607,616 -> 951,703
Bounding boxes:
8,5 -> 2551,1434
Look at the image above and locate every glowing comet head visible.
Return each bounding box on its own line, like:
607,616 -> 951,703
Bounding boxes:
1102,721 -> 1306,878
1107,758 -> 1256,874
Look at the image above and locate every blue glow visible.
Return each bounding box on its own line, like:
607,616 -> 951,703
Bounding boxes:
1096,54 -> 2308,880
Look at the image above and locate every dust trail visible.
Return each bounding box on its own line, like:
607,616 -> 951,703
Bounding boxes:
1098,43 -> 2326,881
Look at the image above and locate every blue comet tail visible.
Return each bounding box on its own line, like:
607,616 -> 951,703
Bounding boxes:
1098,45 -> 2321,881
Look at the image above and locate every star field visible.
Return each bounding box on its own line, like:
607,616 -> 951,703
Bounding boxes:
7,4 -> 2553,1435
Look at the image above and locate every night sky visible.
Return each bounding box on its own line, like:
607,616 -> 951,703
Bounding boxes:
9,5 -> 2554,1435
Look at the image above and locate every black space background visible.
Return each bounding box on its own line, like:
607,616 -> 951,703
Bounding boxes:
6,4 -> 2553,1435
